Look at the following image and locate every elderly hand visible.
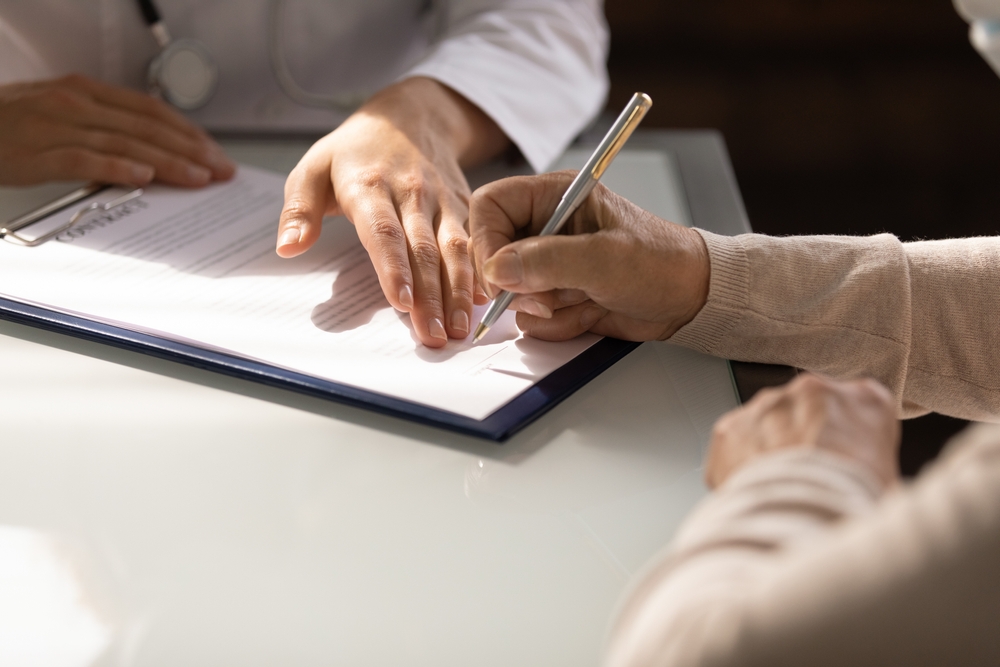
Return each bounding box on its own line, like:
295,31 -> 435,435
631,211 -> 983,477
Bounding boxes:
468,171 -> 711,341
707,374 -> 901,489
275,77 -> 507,348
0,75 -> 234,187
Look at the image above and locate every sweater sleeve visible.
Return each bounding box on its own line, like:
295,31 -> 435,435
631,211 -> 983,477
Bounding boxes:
670,231 -> 1000,421
605,425 -> 1000,667
402,0 -> 609,172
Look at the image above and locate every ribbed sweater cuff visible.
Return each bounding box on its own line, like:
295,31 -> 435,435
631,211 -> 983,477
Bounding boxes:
668,229 -> 750,354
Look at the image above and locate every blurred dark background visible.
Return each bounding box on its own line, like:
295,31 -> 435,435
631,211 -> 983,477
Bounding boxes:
603,0 -> 1000,475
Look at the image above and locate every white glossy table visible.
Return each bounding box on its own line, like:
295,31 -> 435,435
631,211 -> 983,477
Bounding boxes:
0,132 -> 746,667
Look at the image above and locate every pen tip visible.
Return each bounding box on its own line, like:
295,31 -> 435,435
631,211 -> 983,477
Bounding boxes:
473,323 -> 488,342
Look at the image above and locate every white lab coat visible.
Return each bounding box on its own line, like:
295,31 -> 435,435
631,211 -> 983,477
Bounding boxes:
0,0 -> 609,171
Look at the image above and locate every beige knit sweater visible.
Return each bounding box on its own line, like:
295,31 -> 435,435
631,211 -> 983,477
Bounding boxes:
605,232 -> 1000,667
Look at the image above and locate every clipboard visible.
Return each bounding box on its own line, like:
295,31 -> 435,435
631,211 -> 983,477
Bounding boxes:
0,131 -> 749,442
0,178 -> 640,441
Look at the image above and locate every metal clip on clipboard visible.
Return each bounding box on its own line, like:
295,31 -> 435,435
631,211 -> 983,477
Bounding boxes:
0,185 -> 144,247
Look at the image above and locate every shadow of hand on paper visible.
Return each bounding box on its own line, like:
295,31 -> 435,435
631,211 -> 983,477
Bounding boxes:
513,335 -> 576,376
310,262 -> 389,333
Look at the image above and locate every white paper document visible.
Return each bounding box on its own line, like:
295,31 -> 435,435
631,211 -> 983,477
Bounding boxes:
0,167 -> 601,420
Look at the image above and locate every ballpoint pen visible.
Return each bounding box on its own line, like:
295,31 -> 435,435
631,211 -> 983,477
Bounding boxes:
472,92 -> 653,342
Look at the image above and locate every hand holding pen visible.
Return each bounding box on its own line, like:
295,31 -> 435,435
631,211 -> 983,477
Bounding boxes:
468,93 -> 714,343
472,93 -> 653,342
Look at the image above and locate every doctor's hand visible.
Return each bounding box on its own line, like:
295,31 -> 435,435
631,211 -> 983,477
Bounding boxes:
468,172 -> 711,342
705,374 -> 901,489
276,77 -> 508,348
0,75 -> 235,187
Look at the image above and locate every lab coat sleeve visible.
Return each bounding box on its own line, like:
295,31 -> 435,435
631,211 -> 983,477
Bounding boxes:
404,0 -> 609,172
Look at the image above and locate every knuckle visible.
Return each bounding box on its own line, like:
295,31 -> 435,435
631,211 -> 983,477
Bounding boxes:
281,198 -> 318,222
397,172 -> 424,194
451,284 -> 475,304
709,422 -> 726,443
367,216 -> 406,246
397,179 -> 429,209
752,386 -> 780,404
711,411 -> 736,439
408,239 -> 441,268
40,88 -> 82,111
795,374 -> 826,394
353,169 -> 389,192
468,187 -> 488,213
439,232 -> 469,259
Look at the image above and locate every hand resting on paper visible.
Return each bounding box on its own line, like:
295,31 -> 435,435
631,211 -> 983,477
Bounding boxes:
706,373 -> 901,488
275,77 -> 508,349
0,75 -> 235,187
467,171 -> 711,342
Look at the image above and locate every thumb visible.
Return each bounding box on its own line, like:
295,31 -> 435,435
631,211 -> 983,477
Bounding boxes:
276,150 -> 332,258
482,234 -> 600,295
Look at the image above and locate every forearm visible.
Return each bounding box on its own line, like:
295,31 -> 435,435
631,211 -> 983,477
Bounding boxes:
607,426 -> 1000,667
901,238 -> 1000,419
671,231 -> 1000,420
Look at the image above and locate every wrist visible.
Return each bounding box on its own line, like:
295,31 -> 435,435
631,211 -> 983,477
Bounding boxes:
656,225 -> 711,339
666,230 -> 749,352
680,226 -> 710,327
363,77 -> 507,166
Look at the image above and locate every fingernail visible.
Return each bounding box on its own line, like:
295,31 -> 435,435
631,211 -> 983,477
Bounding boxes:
398,285 -> 414,309
131,164 -> 154,183
429,317 -> 447,341
187,164 -> 211,184
278,227 -> 300,248
483,252 -> 523,286
451,310 -> 469,335
520,298 -> 552,319
580,306 -> 604,329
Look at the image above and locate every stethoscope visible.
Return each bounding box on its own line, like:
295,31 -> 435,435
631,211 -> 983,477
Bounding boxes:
135,0 -> 370,111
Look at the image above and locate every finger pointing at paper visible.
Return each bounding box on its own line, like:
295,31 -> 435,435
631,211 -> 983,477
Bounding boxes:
275,77 -> 506,349
468,171 -> 712,343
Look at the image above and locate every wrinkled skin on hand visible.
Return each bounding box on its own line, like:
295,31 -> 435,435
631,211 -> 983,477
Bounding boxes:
468,171 -> 711,342
0,74 -> 234,187
275,77 -> 506,348
707,374 -> 901,489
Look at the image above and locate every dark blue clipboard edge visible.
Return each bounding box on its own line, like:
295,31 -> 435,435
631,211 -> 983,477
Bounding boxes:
0,295 -> 639,441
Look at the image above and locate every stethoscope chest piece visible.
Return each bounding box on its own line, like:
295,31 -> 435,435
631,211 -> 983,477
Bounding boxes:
148,38 -> 217,110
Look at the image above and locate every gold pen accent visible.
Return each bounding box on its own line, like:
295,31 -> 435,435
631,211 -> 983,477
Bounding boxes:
591,94 -> 651,180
